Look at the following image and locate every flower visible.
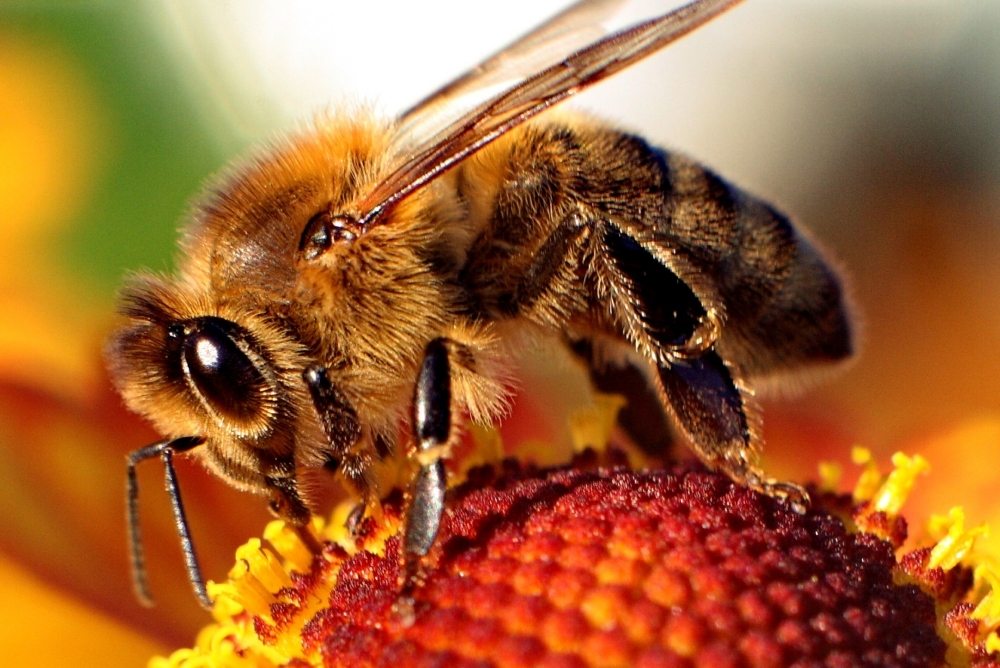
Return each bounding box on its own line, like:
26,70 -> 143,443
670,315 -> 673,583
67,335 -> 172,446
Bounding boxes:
151,437 -> 1000,668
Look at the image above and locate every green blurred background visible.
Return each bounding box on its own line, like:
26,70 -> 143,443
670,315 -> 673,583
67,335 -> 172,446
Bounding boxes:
1,1 -> 998,664
3,5 -> 224,290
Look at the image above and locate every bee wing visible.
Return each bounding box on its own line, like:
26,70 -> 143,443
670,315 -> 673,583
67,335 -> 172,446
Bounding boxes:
356,0 -> 743,224
395,0 -> 625,140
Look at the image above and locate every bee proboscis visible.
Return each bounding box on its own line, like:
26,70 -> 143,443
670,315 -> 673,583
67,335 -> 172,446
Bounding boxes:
108,0 -> 853,609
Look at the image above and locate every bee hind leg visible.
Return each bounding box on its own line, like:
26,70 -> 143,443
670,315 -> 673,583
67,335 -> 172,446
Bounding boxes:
655,349 -> 808,512
598,224 -> 809,511
398,338 -> 452,615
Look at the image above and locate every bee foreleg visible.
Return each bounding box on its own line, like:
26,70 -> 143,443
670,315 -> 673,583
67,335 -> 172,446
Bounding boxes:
265,473 -> 312,526
400,337 -> 452,599
303,364 -> 381,518
304,365 -> 362,471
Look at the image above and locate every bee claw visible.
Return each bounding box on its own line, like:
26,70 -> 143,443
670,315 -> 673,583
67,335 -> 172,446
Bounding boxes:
760,479 -> 812,514
393,591 -> 417,627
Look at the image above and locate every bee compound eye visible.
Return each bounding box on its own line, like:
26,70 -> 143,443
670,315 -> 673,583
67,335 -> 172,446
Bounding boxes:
182,319 -> 269,423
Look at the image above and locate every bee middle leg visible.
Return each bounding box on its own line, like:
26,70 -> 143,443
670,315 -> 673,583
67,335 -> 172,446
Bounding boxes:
400,337 -> 452,599
566,336 -> 674,457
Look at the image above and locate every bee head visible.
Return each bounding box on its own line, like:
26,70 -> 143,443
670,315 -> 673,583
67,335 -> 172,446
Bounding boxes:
105,274 -> 317,504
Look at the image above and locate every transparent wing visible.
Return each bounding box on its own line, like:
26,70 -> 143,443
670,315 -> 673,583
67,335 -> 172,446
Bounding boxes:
357,0 -> 743,224
394,0 -> 625,142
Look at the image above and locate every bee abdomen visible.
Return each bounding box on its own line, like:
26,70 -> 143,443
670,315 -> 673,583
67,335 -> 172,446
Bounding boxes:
660,151 -> 854,376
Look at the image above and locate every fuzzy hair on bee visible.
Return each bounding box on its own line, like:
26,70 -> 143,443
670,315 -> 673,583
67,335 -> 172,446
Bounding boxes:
108,0 -> 853,611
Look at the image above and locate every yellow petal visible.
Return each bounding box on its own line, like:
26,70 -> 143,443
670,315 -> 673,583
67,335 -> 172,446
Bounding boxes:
0,554 -> 166,665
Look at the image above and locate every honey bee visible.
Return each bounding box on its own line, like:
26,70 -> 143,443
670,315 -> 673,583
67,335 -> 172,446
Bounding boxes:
108,0 -> 853,609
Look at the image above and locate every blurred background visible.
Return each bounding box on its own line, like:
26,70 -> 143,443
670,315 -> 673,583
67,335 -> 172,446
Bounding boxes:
1,1 -> 998,663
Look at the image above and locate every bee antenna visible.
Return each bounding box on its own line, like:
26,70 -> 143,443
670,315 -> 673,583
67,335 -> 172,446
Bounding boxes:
126,435 -> 211,610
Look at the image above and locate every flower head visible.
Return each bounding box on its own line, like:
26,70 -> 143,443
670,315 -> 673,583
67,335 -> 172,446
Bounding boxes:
153,445 -> 1000,668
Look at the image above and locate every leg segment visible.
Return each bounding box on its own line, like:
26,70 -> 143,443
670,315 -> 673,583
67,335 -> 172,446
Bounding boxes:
401,338 -> 452,594
567,336 -> 674,457
126,435 -> 211,609
597,223 -> 809,510
303,364 -> 375,511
